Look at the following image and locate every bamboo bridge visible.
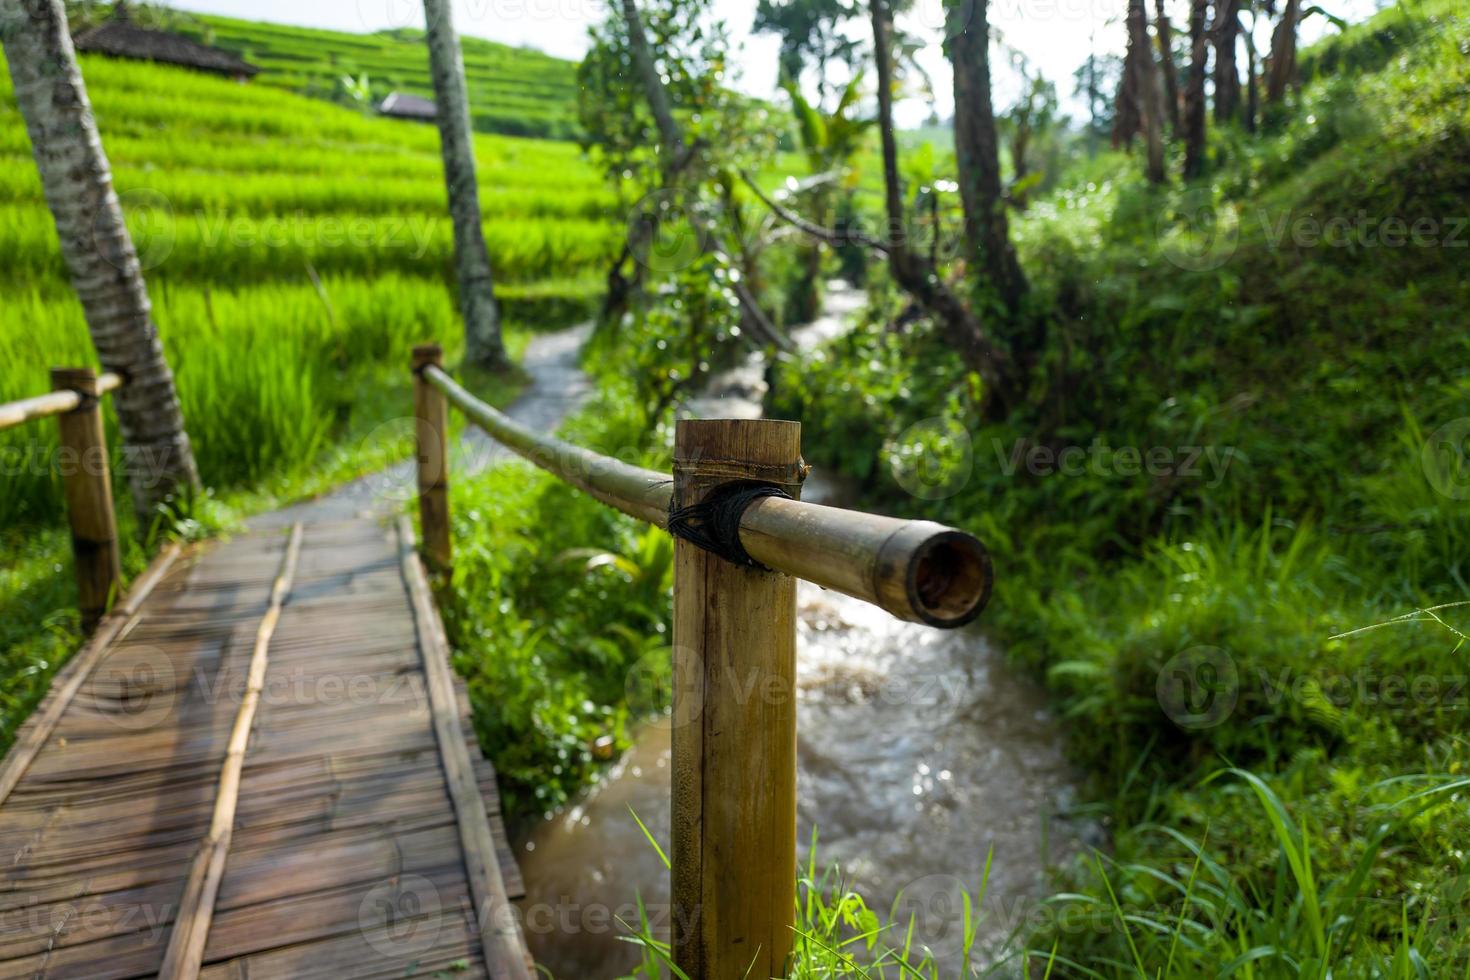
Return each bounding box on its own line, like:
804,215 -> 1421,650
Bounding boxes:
0,349 -> 993,979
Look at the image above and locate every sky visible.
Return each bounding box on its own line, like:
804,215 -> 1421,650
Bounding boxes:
166,0 -> 1387,124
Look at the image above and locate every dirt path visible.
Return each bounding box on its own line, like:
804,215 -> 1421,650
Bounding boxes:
248,324 -> 592,531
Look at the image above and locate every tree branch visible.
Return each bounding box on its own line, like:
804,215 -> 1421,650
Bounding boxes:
738,171 -> 891,254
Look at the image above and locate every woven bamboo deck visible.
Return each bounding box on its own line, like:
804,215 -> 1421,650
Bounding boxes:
0,516 -> 528,979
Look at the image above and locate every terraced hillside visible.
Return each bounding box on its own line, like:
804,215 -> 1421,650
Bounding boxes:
0,51 -> 620,525
175,14 -> 582,140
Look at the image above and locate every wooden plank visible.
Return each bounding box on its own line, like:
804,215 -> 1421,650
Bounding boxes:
0,541 -> 183,807
0,511 -> 529,979
157,523 -> 304,980
199,909 -> 485,980
396,515 -> 530,980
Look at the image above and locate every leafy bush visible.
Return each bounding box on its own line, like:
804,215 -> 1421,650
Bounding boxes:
766,2 -> 1470,972
438,383 -> 676,822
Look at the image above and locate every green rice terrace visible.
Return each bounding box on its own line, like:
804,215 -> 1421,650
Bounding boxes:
172,13 -> 584,139
0,0 -> 1467,976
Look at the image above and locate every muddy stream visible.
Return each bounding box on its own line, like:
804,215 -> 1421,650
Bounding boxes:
514,286 -> 1095,977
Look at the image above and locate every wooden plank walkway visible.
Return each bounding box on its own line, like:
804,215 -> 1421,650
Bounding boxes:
0,516 -> 529,978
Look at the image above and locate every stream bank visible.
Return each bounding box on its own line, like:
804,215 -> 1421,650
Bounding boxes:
515,284 -> 1096,977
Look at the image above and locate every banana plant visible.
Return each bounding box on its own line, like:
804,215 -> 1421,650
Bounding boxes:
780,72 -> 873,319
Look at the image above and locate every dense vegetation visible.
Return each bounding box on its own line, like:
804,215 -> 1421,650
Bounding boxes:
767,0 -> 1470,972
0,50 -> 617,747
431,0 -> 1470,973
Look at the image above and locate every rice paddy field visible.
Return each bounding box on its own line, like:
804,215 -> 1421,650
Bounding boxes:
0,47 -> 622,741
174,14 -> 583,140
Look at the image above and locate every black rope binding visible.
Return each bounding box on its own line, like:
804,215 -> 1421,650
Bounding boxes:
668,480 -> 793,569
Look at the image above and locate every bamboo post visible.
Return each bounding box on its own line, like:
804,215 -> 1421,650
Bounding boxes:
671,418 -> 803,980
51,367 -> 122,633
413,344 -> 451,573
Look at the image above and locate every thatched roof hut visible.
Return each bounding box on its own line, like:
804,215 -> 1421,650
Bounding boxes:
378,92 -> 438,122
73,7 -> 259,82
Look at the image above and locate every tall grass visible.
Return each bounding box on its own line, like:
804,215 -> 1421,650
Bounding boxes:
609,770 -> 1470,978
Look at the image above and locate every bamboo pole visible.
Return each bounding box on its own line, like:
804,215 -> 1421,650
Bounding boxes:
421,365 -> 992,627
397,516 -> 532,979
0,371 -> 122,432
413,344 -> 452,573
51,368 -> 122,633
157,523 -> 303,980
671,419 -> 802,980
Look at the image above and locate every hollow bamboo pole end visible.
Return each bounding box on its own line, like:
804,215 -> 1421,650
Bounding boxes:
873,521 -> 993,628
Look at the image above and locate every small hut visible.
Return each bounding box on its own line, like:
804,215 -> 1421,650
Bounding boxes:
377,92 -> 438,123
72,4 -> 259,82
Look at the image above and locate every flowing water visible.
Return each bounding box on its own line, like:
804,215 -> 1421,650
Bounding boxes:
516,286 -> 1097,977
244,299 -> 1095,976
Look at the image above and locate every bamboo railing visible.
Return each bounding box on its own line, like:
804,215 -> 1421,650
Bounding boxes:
0,368 -> 126,631
410,344 -> 994,978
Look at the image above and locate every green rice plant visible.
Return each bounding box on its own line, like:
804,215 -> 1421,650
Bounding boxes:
165,12 -> 583,141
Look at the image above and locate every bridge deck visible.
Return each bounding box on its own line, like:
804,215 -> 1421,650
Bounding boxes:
0,517 -> 527,978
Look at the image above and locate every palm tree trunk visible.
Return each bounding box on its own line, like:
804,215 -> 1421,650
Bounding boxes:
1266,0 -> 1300,102
1182,0 -> 1210,178
1244,21 -> 1260,132
1154,0 -> 1181,135
947,0 -> 1029,314
869,0 -> 1014,408
422,0 -> 507,370
1213,0 -> 1241,122
2,0 -> 199,521
1126,0 -> 1167,184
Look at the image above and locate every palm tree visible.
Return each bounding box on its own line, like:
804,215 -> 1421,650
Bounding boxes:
1155,0 -> 1182,135
421,0 -> 508,370
1124,0 -> 1167,184
1265,0 -> 1301,102
2,0 -> 199,521
945,0 -> 1029,314
1182,0 -> 1210,178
